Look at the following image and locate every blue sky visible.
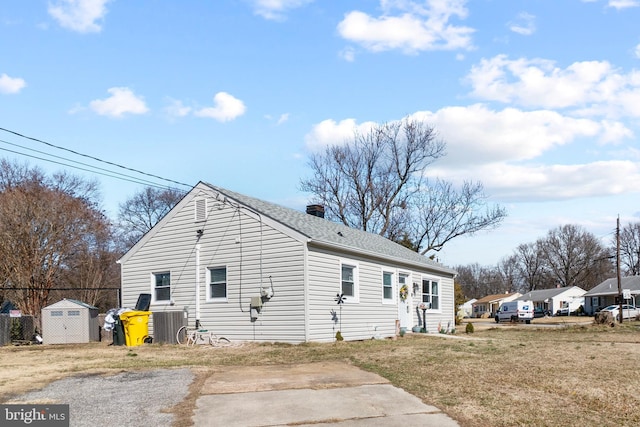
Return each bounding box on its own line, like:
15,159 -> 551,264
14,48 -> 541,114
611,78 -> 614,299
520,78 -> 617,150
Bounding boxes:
1,0 -> 640,267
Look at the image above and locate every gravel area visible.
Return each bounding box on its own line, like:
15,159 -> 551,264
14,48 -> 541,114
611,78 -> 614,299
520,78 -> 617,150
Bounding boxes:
7,369 -> 194,426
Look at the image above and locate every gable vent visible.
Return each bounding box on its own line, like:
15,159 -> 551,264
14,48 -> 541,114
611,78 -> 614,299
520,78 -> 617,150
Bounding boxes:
195,198 -> 207,222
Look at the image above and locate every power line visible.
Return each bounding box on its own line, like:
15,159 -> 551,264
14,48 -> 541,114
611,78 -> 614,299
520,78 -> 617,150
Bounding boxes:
0,127 -> 192,189
0,140 -> 170,189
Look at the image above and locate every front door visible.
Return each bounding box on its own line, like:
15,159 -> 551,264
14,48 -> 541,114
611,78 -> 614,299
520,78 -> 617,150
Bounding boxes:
397,274 -> 411,328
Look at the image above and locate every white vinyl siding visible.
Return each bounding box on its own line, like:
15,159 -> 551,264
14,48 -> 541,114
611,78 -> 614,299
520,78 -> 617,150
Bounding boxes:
119,182 -> 457,343
120,187 -> 307,343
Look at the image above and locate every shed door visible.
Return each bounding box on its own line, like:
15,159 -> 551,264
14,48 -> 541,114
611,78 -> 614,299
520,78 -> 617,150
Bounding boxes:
46,309 -> 85,343
64,310 -> 84,343
46,310 -> 67,344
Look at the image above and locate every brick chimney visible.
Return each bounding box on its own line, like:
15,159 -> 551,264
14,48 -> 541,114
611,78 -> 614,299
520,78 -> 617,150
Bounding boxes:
306,204 -> 325,218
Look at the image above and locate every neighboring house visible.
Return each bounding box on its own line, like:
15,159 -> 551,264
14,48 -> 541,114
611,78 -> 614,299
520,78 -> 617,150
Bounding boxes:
117,182 -> 457,343
458,298 -> 477,318
516,286 -> 586,315
472,293 -> 521,318
583,277 -> 640,315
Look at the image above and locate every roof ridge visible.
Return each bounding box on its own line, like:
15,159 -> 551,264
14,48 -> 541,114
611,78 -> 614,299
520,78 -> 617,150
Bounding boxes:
202,182 -> 455,275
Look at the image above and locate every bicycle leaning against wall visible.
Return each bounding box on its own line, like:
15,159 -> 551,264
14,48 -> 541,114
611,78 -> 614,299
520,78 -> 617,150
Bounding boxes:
176,324 -> 231,347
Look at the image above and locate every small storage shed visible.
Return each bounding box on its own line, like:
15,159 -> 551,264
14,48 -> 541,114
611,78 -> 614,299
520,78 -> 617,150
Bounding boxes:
41,299 -> 99,344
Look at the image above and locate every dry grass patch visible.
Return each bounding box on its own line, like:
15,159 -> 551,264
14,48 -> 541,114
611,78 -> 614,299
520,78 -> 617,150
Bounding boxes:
1,322 -> 639,427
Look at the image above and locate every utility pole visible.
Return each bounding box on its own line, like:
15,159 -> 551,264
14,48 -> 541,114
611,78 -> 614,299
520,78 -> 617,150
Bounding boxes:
617,216 -> 623,323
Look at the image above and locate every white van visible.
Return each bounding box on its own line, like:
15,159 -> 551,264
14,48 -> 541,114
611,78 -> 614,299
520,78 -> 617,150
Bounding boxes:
495,300 -> 534,324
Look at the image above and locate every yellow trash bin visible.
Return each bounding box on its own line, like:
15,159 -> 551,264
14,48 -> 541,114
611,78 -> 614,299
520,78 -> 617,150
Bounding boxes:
119,311 -> 152,347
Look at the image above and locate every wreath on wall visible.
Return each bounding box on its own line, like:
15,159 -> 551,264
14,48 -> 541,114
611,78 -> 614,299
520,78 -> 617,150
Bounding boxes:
399,284 -> 409,302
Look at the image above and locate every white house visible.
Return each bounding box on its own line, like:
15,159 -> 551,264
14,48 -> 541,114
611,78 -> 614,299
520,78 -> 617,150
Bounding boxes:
117,182 -> 457,343
516,286 -> 586,315
458,298 -> 477,318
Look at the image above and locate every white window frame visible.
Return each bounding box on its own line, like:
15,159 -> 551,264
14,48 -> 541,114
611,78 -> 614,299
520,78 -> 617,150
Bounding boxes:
340,260 -> 359,303
151,271 -> 171,303
381,268 -> 395,304
207,266 -> 228,302
421,276 -> 441,312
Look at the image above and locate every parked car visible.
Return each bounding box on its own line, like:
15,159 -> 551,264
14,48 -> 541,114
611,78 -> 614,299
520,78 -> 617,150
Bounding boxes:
556,306 -> 574,316
597,304 -> 640,320
534,307 -> 550,318
555,300 -> 584,316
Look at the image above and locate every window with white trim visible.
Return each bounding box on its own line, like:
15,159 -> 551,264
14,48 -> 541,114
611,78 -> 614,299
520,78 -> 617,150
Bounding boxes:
422,278 -> 439,310
153,272 -> 171,302
340,262 -> 358,302
382,270 -> 394,302
208,267 -> 227,300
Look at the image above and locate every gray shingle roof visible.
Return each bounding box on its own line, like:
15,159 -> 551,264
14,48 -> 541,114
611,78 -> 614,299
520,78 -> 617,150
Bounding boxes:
584,276 -> 640,296
204,182 -> 456,275
516,286 -> 580,302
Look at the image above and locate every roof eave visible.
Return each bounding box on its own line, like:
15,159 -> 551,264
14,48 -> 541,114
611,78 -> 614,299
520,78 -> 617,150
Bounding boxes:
307,239 -> 457,277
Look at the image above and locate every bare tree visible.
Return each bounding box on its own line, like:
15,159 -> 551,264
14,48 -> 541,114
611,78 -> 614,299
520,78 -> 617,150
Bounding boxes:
409,179 -> 507,254
539,224 -> 613,290
513,241 -> 549,292
497,255 -> 520,293
455,263 -> 507,299
301,118 -> 506,256
618,222 -> 640,275
0,159 -> 109,327
117,186 -> 185,248
59,214 -> 121,311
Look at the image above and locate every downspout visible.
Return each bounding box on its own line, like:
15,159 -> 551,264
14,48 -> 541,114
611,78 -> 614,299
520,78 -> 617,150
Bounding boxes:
196,243 -> 201,328
303,240 -> 310,342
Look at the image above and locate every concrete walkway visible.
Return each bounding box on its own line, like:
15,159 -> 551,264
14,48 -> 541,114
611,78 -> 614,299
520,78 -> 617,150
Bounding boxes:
192,362 -> 459,426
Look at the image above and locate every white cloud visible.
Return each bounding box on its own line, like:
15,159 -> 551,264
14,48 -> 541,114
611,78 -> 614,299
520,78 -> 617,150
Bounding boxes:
339,46 -> 356,62
249,0 -> 313,21
608,0 -> 640,9
48,0 -> 110,33
438,160 -> 640,202
409,105 -> 610,166
635,43 -> 640,59
337,0 -> 474,54
0,73 -> 26,94
194,92 -> 246,122
304,118 -> 378,151
508,12 -> 536,36
466,55 -> 640,117
276,113 -> 289,125
164,99 -> 192,118
306,105 -> 635,203
89,87 -> 149,118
